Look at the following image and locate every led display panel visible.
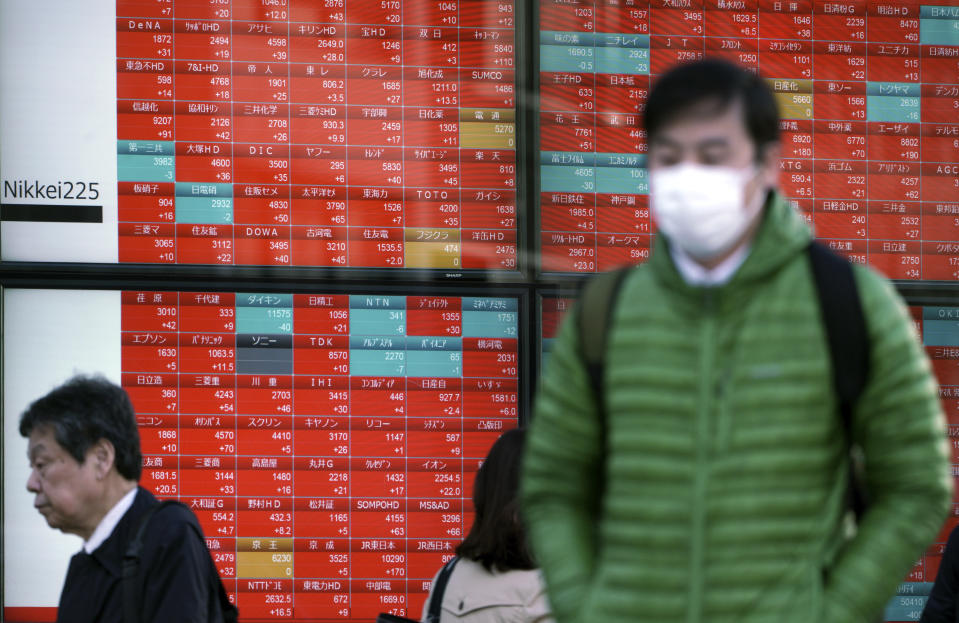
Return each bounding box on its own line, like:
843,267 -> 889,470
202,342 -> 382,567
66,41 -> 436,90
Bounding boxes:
1,0 -> 519,271
538,0 -> 959,278
3,288 -> 522,622
538,292 -> 959,622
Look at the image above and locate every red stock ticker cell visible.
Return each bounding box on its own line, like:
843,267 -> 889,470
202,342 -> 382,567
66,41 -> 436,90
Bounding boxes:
540,0 -> 594,33
813,86 -> 868,123
865,43 -> 921,83
921,46 -> 959,84
708,41 -> 760,72
402,197 -> 461,229
404,29 -> 462,69
924,203 -> 959,244
704,5 -> 759,39
290,227 -> 348,263
541,195 -> 596,234
178,423 -> 240,457
125,382 -> 177,419
812,3 -> 867,42
290,295 -> 351,332
813,205 -> 867,241
119,223 -> 178,263
650,1 -> 706,37
866,0 -> 921,44
541,72 -> 596,113
169,24 -> 231,63
138,416 -> 178,456
170,70 -> 230,105
868,125 -> 921,163
174,144 -> 233,184
461,72 -> 517,109
866,201 -> 922,241
121,292 -> 179,329
598,234 -> 652,271
292,335 -> 350,375
289,66 -> 347,104
541,231 -> 597,273
920,123 -> 959,163
118,181 -> 175,223
461,194 -> 517,230
649,37 -> 705,75
598,194 -> 651,235
406,430 -> 467,460
758,3 -> 814,41
117,101 -> 174,142
760,39 -> 814,80
178,334 -> 236,374
235,428 -> 294,463
596,119 -> 645,154
407,303 -> 463,338
290,426 -> 350,459
175,228 -> 233,265
116,21 -> 172,61
924,244 -> 959,281
117,0 -> 172,18
810,44 -> 867,82
866,240 -> 923,280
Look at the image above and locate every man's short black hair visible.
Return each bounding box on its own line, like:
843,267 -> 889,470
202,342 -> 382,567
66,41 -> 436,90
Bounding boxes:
456,428 -> 535,571
644,59 -> 780,156
20,375 -> 142,481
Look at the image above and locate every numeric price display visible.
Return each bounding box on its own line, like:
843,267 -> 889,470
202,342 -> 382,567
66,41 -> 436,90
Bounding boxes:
117,1 -> 518,270
538,0 -> 959,279
122,290 -> 520,620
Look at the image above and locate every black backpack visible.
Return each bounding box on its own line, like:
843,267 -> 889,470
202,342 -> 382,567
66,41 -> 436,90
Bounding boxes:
575,241 -> 871,519
123,500 -> 239,623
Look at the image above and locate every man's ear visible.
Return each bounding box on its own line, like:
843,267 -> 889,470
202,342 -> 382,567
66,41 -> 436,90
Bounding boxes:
88,439 -> 116,480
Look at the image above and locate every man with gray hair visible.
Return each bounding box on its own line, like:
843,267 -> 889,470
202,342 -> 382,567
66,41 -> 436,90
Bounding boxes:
21,375 -> 236,623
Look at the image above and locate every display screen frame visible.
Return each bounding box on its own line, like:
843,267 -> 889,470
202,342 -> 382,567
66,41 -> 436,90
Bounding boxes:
532,0 -> 959,280
0,0 -> 538,281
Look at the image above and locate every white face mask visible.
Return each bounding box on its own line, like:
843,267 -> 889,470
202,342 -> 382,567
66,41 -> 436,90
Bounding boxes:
649,163 -> 764,261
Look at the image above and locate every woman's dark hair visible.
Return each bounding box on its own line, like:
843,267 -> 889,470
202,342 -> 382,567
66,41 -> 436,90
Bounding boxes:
644,59 -> 780,158
19,375 -> 143,480
456,428 -> 534,572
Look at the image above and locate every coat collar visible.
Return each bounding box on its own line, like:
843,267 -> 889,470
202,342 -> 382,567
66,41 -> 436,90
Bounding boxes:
88,487 -> 157,578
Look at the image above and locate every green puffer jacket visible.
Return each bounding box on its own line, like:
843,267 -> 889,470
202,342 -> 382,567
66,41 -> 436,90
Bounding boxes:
522,193 -> 951,623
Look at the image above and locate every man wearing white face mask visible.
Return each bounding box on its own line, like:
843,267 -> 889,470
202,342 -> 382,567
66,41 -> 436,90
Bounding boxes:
523,60 -> 950,623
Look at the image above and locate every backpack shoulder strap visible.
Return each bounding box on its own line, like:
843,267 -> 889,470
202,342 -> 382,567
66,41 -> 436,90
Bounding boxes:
576,265 -> 633,406
807,241 -> 871,518
123,499 -> 238,623
807,241 -> 870,428
425,556 -> 459,623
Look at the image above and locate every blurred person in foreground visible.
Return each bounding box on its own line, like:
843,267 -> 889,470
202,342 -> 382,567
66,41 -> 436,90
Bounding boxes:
422,428 -> 553,623
521,59 -> 950,623
21,375 -> 235,623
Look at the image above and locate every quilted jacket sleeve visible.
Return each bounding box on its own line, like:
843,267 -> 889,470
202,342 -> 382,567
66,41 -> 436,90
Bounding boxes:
823,266 -> 952,623
521,308 -> 604,623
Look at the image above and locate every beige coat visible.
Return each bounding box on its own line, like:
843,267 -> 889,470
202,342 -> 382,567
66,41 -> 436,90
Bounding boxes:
420,557 -> 554,623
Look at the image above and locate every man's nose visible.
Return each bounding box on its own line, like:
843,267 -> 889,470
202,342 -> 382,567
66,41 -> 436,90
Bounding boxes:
26,469 -> 40,493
